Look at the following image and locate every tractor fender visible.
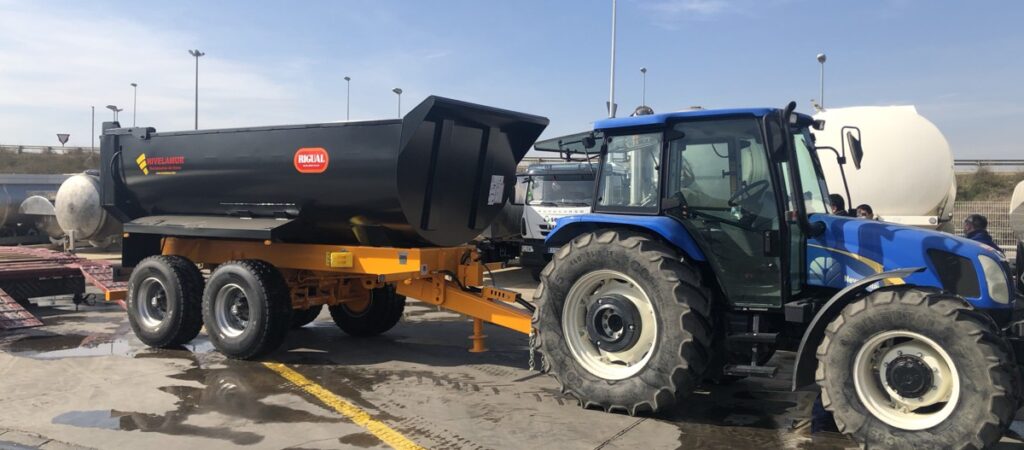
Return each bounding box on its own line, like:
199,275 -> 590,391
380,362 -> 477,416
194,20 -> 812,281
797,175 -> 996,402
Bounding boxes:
545,214 -> 706,262
791,266 -> 925,391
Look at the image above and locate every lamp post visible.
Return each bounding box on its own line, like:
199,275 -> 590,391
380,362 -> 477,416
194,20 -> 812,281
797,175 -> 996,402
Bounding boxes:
189,49 -> 205,129
392,88 -> 403,118
130,82 -> 138,127
817,52 -> 827,109
607,0 -> 617,118
105,105 -> 122,122
91,106 -> 95,151
344,76 -> 351,120
640,67 -> 647,107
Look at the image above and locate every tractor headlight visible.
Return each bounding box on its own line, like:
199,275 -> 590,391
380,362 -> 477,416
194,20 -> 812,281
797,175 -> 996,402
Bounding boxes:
979,254 -> 1011,304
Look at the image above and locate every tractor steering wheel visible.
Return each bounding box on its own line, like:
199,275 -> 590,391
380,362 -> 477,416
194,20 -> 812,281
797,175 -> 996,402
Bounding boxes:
727,180 -> 769,207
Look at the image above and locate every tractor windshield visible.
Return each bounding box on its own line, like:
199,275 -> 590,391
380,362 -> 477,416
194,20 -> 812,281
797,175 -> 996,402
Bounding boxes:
791,128 -> 830,214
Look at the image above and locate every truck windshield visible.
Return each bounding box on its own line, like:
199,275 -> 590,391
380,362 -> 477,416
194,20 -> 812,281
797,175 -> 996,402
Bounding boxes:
527,174 -> 593,206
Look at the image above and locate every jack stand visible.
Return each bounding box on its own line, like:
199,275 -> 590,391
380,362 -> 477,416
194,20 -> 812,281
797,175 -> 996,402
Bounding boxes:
469,318 -> 487,353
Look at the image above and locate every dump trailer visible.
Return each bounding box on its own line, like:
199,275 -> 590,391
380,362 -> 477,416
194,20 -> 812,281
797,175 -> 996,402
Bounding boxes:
103,96 -> 547,358
534,103 -> 1023,448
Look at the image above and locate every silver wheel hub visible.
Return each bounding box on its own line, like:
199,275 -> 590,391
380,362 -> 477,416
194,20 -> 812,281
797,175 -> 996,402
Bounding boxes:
214,283 -> 250,339
562,270 -> 657,380
135,277 -> 168,331
853,330 -> 959,430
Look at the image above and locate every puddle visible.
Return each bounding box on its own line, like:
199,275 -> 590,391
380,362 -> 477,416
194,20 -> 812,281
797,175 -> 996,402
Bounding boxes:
337,432 -> 383,448
52,359 -> 345,445
1,331 -> 217,360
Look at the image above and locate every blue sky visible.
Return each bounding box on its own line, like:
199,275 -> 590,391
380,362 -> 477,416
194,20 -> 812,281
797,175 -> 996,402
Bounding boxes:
0,0 -> 1021,158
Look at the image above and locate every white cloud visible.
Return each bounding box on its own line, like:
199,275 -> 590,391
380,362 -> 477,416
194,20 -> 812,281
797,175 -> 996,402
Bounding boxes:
644,0 -> 732,16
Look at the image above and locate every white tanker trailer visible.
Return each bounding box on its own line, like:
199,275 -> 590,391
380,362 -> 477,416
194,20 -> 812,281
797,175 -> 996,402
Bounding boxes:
813,105 -> 956,231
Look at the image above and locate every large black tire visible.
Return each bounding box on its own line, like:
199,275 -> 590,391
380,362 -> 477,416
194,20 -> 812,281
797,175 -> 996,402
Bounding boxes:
816,286 -> 1020,449
291,304 -> 323,328
328,285 -> 406,337
126,255 -> 204,348
202,260 -> 292,359
531,230 -> 713,415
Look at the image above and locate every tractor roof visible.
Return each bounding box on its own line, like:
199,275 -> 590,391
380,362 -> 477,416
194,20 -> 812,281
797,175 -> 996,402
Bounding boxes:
594,107 -> 777,131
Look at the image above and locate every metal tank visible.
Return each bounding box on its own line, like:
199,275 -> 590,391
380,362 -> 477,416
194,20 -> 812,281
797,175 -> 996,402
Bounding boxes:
55,172 -> 122,248
814,106 -> 956,230
1011,180 -> 1024,240
101,96 -> 548,247
0,174 -> 69,235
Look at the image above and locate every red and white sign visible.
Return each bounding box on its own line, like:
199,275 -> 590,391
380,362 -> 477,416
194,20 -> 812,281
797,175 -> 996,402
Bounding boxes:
294,147 -> 329,174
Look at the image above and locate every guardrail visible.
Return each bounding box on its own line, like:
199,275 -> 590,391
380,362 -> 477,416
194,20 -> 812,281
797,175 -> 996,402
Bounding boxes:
0,145 -> 98,155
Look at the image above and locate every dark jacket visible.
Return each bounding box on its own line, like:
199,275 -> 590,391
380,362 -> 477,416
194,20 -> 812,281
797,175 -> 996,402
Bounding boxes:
967,229 -> 1003,254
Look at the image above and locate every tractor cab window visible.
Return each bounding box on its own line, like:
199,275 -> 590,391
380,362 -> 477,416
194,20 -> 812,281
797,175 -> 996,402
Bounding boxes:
595,132 -> 662,212
666,118 -> 778,230
792,130 -> 830,214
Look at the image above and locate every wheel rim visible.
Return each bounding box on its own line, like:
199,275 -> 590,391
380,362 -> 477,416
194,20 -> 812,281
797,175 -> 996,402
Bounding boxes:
562,270 -> 657,380
852,330 -> 960,430
135,277 -> 169,331
214,283 -> 251,339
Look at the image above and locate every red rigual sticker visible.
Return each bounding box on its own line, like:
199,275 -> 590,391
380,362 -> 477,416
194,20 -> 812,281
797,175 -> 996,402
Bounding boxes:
294,147 -> 329,173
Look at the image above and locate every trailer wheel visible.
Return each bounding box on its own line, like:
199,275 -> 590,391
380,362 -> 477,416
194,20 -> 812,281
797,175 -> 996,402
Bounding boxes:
328,285 -> 405,337
532,230 -> 712,415
126,255 -> 204,348
816,286 -> 1020,449
291,305 -> 323,328
202,260 -> 292,359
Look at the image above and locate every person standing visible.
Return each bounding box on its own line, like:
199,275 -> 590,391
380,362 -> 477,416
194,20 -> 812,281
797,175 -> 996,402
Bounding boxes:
828,194 -> 850,216
963,214 -> 1003,254
855,204 -> 875,220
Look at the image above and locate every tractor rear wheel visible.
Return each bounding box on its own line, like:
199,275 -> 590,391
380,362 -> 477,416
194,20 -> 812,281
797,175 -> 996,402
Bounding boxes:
202,260 -> 292,359
816,286 -> 1020,449
532,230 -> 712,415
126,255 -> 204,348
329,285 -> 406,337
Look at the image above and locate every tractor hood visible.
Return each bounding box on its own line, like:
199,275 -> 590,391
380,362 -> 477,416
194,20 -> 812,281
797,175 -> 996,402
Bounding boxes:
808,214 -> 1013,309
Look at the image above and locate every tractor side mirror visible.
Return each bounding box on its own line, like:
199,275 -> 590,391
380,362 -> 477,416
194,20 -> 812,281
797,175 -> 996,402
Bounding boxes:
846,132 -> 864,170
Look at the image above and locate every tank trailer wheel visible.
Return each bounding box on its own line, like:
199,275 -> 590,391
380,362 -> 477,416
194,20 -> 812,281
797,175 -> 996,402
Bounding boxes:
126,255 -> 204,348
291,304 -> 324,328
329,284 -> 406,337
532,230 -> 712,415
816,287 -> 1020,448
202,260 -> 292,359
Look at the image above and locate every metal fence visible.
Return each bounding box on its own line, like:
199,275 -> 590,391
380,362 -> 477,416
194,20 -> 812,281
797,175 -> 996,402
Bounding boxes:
953,200 -> 1017,260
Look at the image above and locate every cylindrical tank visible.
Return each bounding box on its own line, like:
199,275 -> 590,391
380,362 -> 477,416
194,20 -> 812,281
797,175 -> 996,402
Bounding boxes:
0,174 -> 69,230
1011,180 -> 1024,239
814,106 -> 956,229
104,96 -> 548,247
56,172 -> 122,247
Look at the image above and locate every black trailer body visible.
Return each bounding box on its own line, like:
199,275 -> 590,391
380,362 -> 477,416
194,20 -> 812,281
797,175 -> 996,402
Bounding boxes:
101,96 -> 547,262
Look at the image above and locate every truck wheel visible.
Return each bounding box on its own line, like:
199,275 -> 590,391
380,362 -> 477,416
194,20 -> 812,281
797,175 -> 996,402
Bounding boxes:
329,285 -> 405,337
126,255 -> 204,348
202,260 -> 292,359
532,230 -> 712,414
816,286 -> 1020,449
291,305 -> 323,328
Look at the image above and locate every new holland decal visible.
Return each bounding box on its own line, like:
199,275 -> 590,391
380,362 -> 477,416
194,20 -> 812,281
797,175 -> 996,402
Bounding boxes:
294,147 -> 329,174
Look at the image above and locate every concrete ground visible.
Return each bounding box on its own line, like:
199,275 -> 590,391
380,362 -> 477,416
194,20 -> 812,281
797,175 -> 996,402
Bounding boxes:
0,267 -> 1021,450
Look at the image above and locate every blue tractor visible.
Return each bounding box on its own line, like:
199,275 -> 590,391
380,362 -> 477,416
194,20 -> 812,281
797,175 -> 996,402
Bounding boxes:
532,102 -> 1020,448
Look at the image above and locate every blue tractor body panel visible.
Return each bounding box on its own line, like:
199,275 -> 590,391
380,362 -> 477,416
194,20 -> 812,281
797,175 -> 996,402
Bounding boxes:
808,214 -> 1010,309
546,214 -> 706,262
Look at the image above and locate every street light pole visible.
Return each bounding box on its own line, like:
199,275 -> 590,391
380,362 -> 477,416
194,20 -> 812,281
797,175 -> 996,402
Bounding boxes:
189,49 -> 205,129
392,88 -> 403,118
91,106 -> 95,151
608,0 -> 617,118
344,76 -> 351,120
817,52 -> 827,109
640,67 -> 647,107
130,82 -> 138,127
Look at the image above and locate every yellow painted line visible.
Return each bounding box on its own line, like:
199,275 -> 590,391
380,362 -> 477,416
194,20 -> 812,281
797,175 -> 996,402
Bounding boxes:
263,362 -> 425,450
808,243 -> 905,285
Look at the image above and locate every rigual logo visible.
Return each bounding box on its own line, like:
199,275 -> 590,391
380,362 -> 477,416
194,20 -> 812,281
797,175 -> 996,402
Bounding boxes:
136,153 -> 149,175
294,147 -> 329,174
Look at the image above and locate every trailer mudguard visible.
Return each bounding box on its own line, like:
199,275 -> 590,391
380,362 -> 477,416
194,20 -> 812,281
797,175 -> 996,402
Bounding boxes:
545,214 -> 706,262
791,267 -> 924,391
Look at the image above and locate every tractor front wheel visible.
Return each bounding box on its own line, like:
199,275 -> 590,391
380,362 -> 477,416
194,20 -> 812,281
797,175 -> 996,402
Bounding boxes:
816,286 -> 1020,448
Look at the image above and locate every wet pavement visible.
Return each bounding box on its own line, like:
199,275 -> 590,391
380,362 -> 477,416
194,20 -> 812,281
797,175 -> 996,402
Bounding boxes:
0,268 -> 1020,449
